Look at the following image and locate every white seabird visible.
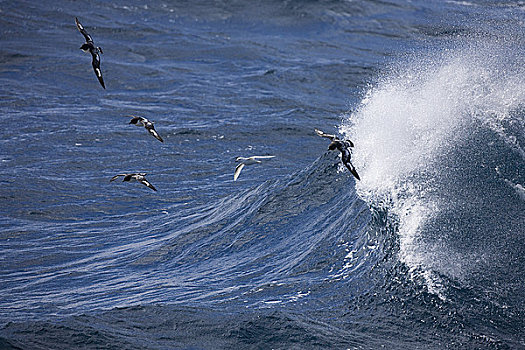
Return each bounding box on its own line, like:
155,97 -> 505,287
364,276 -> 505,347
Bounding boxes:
234,156 -> 275,181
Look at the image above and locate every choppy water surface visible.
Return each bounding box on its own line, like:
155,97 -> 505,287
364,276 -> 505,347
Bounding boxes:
1,1 -> 524,349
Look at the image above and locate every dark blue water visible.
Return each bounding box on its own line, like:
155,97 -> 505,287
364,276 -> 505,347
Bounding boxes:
1,0 -> 525,349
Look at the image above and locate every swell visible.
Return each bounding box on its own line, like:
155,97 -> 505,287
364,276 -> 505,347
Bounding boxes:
130,152 -> 370,305
0,152 -> 371,323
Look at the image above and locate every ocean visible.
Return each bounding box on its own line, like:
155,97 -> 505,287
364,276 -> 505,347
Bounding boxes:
1,0 -> 524,349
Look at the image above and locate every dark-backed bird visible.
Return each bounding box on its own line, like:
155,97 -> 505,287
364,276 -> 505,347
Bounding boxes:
315,128 -> 360,180
127,115 -> 164,142
234,156 -> 275,181
110,173 -> 157,191
75,17 -> 105,89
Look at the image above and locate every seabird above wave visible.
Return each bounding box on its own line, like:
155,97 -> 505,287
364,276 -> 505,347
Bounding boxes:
75,17 -> 105,89
234,155 -> 275,181
110,173 -> 157,191
127,115 -> 164,142
315,128 -> 360,180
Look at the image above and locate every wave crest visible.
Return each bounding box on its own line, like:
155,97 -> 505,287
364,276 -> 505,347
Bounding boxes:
342,35 -> 525,296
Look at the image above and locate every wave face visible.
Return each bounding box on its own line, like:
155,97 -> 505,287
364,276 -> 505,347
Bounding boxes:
1,0 -> 525,349
344,33 -> 525,310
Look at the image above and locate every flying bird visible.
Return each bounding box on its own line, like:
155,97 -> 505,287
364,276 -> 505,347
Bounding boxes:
234,156 -> 275,181
315,128 -> 360,180
127,115 -> 164,142
110,173 -> 157,191
75,17 -> 105,89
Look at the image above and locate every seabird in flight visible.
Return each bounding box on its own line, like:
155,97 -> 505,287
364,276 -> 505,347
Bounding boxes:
234,156 -> 275,181
110,173 -> 157,191
75,17 -> 105,89
315,128 -> 360,180
128,115 -> 164,142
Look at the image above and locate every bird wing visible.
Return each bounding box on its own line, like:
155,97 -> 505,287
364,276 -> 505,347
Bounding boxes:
110,174 -> 127,182
233,163 -> 245,181
140,179 -> 157,191
147,126 -> 164,142
315,128 -> 336,140
128,115 -> 142,125
91,51 -> 105,89
252,155 -> 275,159
75,17 -> 93,43
128,115 -> 147,125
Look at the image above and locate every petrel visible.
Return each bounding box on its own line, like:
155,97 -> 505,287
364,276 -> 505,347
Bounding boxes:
315,128 -> 360,180
127,115 -> 164,142
234,156 -> 275,181
75,17 -> 105,89
110,173 -> 157,191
